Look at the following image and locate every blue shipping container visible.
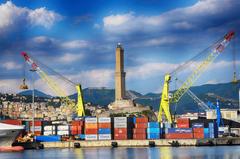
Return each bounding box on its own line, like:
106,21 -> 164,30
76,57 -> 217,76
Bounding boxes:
147,133 -> 160,139
147,128 -> 160,134
35,135 -> 61,142
168,128 -> 192,134
192,123 -> 204,128
148,122 -> 160,128
209,123 -> 218,138
98,128 -> 111,134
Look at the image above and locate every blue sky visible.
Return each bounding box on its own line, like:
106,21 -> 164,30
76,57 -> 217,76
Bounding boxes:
0,0 -> 239,95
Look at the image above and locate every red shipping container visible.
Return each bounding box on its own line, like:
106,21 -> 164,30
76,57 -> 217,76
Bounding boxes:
133,134 -> 146,140
30,121 -> 42,126
114,134 -> 127,140
133,128 -> 146,134
136,117 -> 148,123
177,118 -> 190,127
114,128 -> 127,134
193,128 -> 204,133
85,129 -> 98,134
2,119 -> 22,125
72,121 -> 84,126
165,133 -> 193,139
135,123 -> 147,129
177,123 -> 189,128
193,133 -> 204,139
98,123 -> 111,129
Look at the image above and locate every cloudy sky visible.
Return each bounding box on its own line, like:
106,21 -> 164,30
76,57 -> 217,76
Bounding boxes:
0,0 -> 239,95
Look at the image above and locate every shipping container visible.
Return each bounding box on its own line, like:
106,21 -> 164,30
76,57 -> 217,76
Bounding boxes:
147,128 -> 160,134
114,117 -> 127,123
193,133 -> 204,139
114,128 -> 127,134
135,123 -> 148,129
85,134 -> 98,140
98,117 -> 111,123
133,134 -> 146,140
35,135 -> 61,142
135,117 -> 148,123
85,123 -> 98,129
57,130 -> 69,136
85,117 -> 97,123
177,118 -> 190,128
85,129 -> 98,134
114,134 -> 127,140
1,119 -> 22,125
193,128 -> 204,133
148,122 -> 160,128
98,123 -> 111,129
192,123 -> 204,128
57,125 -> 69,131
98,128 -> 111,134
147,133 -> 160,139
133,128 -> 146,134
114,122 -> 127,128
168,128 -> 192,134
98,134 -> 111,140
44,125 -> 55,131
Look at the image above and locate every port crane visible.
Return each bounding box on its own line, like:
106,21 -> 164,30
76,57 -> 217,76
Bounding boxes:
20,52 -> 85,117
158,31 -> 235,123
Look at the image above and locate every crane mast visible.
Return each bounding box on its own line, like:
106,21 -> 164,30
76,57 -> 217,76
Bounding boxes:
158,31 -> 235,123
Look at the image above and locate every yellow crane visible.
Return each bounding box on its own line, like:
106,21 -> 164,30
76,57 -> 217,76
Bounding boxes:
158,31 -> 235,123
21,52 -> 85,117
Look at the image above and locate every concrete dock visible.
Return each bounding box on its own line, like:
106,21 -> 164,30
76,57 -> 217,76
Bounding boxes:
42,138 -> 240,148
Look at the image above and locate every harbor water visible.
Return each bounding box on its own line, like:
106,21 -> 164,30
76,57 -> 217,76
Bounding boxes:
0,146 -> 240,159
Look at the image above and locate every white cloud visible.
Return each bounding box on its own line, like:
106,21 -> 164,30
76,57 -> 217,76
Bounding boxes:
0,79 -> 21,94
102,0 -> 240,35
57,53 -> 84,63
0,1 -> 62,33
61,40 -> 89,49
1,61 -> 22,70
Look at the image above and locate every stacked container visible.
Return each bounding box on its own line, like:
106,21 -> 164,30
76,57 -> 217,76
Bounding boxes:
177,118 -> 190,128
147,122 -> 160,139
209,122 -> 218,138
57,125 -> 70,136
98,117 -> 112,140
71,120 -> 84,135
30,121 -> 42,136
204,128 -> 210,138
85,117 -> 98,140
114,117 -> 133,140
133,117 -> 148,140
192,123 -> 204,139
165,128 -> 193,139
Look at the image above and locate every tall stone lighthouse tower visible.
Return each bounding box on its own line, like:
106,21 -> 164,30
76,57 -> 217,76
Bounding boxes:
115,43 -> 126,100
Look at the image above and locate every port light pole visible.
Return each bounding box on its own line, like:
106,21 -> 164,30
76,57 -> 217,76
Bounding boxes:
30,68 -> 36,135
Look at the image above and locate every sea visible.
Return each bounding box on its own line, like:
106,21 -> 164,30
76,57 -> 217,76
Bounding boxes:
0,146 -> 240,159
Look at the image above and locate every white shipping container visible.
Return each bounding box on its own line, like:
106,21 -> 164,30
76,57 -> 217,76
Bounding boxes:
44,125 -> 55,131
114,117 -> 127,123
98,134 -> 111,140
57,130 -> 69,135
85,117 -> 97,123
98,117 -> 111,123
30,126 -> 42,132
85,134 -> 98,140
219,126 -> 229,133
43,131 -> 54,136
114,122 -> 127,128
57,125 -> 69,131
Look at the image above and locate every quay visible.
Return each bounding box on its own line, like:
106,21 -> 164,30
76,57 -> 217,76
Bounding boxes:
42,138 -> 240,148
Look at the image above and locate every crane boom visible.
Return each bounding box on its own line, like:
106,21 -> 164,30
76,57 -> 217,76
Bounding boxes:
21,52 -> 85,117
158,31 -> 235,123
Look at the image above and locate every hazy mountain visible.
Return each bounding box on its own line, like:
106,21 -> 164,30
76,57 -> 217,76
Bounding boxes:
18,89 -> 52,98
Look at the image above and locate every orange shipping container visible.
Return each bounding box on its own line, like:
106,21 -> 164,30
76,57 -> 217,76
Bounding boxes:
135,123 -> 147,129
85,129 -> 98,134
133,128 -> 146,134
177,123 -> 189,128
98,123 -> 111,129
193,133 -> 204,139
30,121 -> 42,126
85,123 -> 98,129
114,134 -> 127,140
133,134 -> 146,140
193,128 -> 204,133
72,121 -> 84,126
165,133 -> 193,139
136,117 -> 148,123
